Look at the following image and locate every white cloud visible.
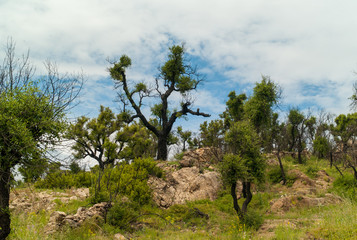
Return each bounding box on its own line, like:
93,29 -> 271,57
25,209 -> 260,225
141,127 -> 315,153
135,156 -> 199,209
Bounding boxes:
1,0 -> 357,124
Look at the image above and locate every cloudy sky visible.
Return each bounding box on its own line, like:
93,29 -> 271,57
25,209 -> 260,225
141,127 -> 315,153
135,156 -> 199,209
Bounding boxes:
2,0 -> 357,131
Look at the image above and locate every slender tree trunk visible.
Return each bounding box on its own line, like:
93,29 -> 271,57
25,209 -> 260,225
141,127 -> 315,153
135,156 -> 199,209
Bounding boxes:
0,167 -> 11,240
277,147 -> 286,185
330,151 -> 333,169
242,182 -> 252,214
157,135 -> 168,160
297,138 -> 303,164
230,182 -> 244,220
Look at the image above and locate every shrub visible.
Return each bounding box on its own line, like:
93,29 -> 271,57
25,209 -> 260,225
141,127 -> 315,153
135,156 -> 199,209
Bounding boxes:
107,201 -> 139,231
332,175 -> 357,200
90,157 -> 163,205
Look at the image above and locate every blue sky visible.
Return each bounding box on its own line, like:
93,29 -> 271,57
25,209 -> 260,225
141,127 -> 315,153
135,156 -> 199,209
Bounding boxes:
2,0 -> 357,133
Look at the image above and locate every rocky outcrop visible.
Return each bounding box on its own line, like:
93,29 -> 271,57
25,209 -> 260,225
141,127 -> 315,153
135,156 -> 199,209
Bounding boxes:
10,188 -> 89,213
179,147 -> 223,168
270,169 -> 340,214
44,202 -> 111,234
149,166 -> 222,208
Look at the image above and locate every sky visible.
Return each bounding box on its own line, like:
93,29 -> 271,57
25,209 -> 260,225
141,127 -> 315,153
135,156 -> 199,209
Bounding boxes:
2,0 -> 357,133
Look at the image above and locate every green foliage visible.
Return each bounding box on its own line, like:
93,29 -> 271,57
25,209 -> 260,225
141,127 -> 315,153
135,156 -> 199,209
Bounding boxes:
66,105 -> 122,169
69,161 -> 82,174
107,201 -> 139,231
0,85 -> 65,169
332,174 -> 357,200
34,170 -> 93,189
224,120 -> 265,182
199,119 -> 225,148
90,157 -> 162,205
313,136 -> 330,158
244,76 -> 280,132
18,157 -> 48,183
116,122 -> 157,160
220,91 -> 247,128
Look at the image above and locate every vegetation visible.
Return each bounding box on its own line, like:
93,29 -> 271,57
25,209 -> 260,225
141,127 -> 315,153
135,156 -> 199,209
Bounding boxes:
109,45 -> 210,160
6,42 -> 357,239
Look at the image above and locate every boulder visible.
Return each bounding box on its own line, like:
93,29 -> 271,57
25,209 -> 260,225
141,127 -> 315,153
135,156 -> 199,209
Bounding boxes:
179,147 -> 223,169
149,166 -> 222,208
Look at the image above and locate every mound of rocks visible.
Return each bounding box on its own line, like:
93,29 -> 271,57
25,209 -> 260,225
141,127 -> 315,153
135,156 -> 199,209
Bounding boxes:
10,188 -> 89,213
149,166 -> 222,208
179,147 -> 223,168
44,202 -> 111,234
270,169 -> 340,214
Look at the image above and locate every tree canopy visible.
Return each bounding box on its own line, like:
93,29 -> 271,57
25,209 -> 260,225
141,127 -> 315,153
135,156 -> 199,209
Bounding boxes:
109,45 -> 210,160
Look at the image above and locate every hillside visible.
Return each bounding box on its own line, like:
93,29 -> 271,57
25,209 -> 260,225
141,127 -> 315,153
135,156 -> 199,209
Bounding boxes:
7,150 -> 357,240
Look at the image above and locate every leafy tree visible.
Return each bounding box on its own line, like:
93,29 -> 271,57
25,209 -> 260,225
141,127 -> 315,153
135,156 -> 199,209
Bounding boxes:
199,119 -> 225,149
18,156 -> 48,183
220,120 -> 265,220
176,126 -> 192,152
109,45 -> 210,160
220,76 -> 280,152
220,91 -> 247,129
0,86 -> 66,238
0,39 -> 82,239
116,122 -> 157,161
66,105 -> 125,170
287,108 -> 315,164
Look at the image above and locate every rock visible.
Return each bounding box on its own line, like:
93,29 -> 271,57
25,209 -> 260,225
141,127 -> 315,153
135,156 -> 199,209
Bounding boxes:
149,166 -> 222,208
114,233 -> 127,240
45,202 -> 111,234
179,147 -> 223,168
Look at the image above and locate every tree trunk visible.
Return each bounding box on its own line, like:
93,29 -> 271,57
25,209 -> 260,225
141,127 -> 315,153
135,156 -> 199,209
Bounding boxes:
277,147 -> 286,185
242,182 -> 252,214
330,151 -> 333,169
157,135 -> 168,160
230,182 -> 244,221
0,167 -> 11,240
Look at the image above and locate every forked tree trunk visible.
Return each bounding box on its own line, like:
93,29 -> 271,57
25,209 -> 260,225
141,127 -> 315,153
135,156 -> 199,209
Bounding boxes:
230,182 -> 244,220
241,182 -> 252,214
0,167 -> 11,240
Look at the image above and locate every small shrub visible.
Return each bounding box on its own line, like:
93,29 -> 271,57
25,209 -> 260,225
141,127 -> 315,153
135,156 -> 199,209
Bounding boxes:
267,166 -> 284,184
242,210 -> 264,230
306,165 -> 319,178
332,175 -> 357,200
107,201 -> 139,231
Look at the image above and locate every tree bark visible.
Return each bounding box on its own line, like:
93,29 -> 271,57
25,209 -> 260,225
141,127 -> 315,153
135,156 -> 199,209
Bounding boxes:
230,182 -> 244,221
277,148 -> 286,185
0,167 -> 11,240
242,182 -> 252,214
157,135 -> 168,160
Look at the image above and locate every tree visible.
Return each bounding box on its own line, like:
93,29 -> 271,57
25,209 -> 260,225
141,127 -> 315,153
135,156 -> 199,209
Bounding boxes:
220,120 -> 265,220
199,119 -> 225,149
0,39 -> 82,239
176,126 -> 192,152
243,76 -> 281,151
271,113 -> 287,185
287,109 -> 315,164
66,105 -> 124,170
109,45 -> 210,160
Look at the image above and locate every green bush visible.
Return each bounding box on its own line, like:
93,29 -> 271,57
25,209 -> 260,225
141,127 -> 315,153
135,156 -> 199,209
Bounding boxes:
34,170 -> 93,189
267,166 -> 284,184
306,165 -> 319,178
332,175 -> 357,200
90,157 -> 163,205
242,209 -> 264,230
107,201 -> 139,231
